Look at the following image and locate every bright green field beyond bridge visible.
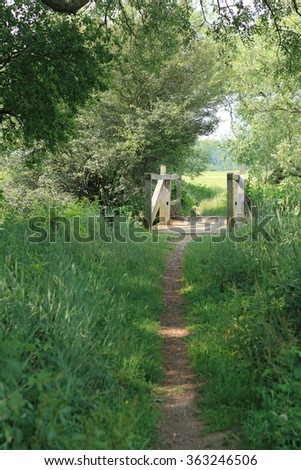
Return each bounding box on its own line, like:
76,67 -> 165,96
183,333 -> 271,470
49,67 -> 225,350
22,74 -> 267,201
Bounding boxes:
183,171 -> 239,216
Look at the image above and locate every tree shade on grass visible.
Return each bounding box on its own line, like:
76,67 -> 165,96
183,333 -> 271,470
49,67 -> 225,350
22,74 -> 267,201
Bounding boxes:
0,210 -> 171,449
183,204 -> 301,449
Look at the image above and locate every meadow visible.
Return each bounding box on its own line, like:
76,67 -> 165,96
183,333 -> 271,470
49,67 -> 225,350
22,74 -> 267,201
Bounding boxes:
1,171 -> 300,451
183,212 -> 301,449
0,207 -> 171,449
182,171 -> 238,216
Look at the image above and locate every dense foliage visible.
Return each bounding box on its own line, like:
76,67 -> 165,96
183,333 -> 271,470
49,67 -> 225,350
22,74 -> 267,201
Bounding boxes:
3,5 -> 223,212
200,0 -> 301,69
2,0 -> 194,151
224,38 -> 301,188
183,189 -> 301,449
2,1 -> 110,149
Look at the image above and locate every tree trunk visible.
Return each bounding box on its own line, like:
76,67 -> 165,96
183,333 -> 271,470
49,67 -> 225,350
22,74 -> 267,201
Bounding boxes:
41,0 -> 90,14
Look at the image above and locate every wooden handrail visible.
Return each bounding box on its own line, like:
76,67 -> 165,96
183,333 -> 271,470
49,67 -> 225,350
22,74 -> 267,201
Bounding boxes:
144,166 -> 182,229
227,169 -> 250,230
150,173 -> 181,181
151,179 -> 165,222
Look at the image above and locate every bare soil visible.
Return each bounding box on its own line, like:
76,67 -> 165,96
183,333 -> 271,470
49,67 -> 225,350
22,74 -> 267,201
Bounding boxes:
156,238 -> 232,450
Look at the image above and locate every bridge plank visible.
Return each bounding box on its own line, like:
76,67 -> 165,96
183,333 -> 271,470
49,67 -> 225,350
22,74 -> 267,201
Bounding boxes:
145,173 -> 152,229
152,179 -> 165,224
150,173 -> 181,181
236,174 -> 245,219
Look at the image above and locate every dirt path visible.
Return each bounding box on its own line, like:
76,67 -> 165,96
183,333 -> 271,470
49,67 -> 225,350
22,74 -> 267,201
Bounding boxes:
157,238 -> 230,450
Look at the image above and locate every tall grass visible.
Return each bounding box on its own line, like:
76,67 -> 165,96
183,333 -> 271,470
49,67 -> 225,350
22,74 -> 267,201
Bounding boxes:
183,211 -> 301,449
184,171 -> 232,188
0,172 -> 4,208
182,171 -> 233,216
0,208 -> 171,449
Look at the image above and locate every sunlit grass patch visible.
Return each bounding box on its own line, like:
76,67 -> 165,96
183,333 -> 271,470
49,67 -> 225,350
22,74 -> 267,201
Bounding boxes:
183,171 -> 232,216
182,171 -> 248,216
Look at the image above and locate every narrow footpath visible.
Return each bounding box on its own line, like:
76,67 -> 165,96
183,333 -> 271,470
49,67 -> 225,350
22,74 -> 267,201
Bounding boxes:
157,238 -> 231,450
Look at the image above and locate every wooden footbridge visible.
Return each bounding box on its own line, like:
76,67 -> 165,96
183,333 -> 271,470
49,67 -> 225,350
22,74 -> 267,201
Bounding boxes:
144,165 -> 250,235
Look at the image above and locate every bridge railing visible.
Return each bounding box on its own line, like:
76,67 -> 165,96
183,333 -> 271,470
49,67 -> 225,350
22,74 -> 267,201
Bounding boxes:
227,169 -> 251,230
144,165 -> 181,229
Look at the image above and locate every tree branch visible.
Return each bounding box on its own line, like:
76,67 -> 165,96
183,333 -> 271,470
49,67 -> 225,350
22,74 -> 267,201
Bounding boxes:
41,0 -> 90,14
291,0 -> 301,17
117,0 -> 137,38
252,105 -> 301,114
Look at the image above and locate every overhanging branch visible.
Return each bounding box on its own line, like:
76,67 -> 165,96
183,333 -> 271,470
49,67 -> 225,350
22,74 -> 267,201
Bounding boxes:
41,0 -> 90,14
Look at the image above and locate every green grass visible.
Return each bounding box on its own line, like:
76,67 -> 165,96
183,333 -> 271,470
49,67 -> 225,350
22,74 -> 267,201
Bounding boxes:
183,215 -> 301,449
185,171 -> 231,189
0,208 -> 171,449
183,171 -> 236,216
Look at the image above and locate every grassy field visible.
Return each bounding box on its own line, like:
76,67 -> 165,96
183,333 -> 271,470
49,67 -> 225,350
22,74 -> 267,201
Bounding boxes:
185,171 -> 232,189
0,209 -> 171,449
183,171 -> 238,216
183,216 -> 301,449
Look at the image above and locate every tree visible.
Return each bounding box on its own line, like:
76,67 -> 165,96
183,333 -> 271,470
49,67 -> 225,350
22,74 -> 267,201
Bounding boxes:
2,1 -> 110,149
41,0 -> 89,14
2,1 -> 194,150
198,1 -> 301,78
60,34 -> 222,202
224,38 -> 301,184
3,29 -> 224,212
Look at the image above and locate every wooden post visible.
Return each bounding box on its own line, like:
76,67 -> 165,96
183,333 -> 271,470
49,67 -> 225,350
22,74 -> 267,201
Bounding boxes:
233,176 -> 239,216
145,165 -> 181,227
160,165 -> 166,175
144,173 -> 152,229
227,173 -> 235,231
175,176 -> 182,216
159,165 -> 169,224
163,178 -> 171,223
236,171 -> 245,220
